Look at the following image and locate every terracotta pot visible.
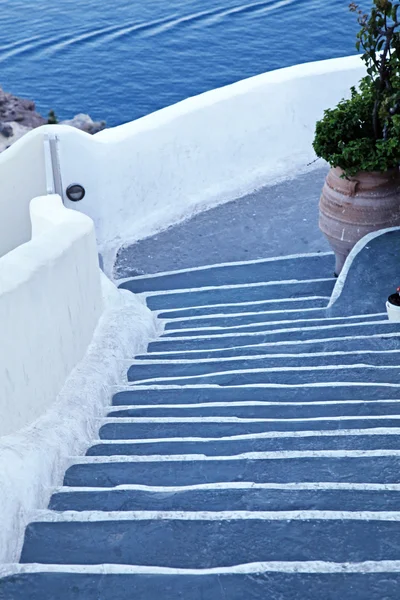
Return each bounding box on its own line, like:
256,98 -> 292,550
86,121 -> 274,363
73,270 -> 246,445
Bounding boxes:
319,167 -> 400,275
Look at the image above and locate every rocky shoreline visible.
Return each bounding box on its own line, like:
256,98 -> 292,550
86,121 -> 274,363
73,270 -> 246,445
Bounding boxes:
0,87 -> 106,152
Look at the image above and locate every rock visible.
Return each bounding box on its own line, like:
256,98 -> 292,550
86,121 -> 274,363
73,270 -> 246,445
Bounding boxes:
0,86 -> 107,152
0,122 -> 32,153
0,87 -> 46,129
60,113 -> 106,135
0,123 -> 13,138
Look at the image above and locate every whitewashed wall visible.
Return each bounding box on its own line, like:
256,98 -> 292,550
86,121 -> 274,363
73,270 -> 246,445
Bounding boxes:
0,129 -> 47,257
53,54 -> 366,271
0,194 -> 103,436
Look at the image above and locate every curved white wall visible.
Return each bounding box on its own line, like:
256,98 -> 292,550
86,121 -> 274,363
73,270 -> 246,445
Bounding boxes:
0,55 -> 366,273
0,195 -> 102,436
0,129 -> 47,257
49,54 -> 366,272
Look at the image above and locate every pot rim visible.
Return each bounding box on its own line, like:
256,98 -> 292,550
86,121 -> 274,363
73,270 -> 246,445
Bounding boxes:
332,166 -> 400,179
387,298 -> 400,308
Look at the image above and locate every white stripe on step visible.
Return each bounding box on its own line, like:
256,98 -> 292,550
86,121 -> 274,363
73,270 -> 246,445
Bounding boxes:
73,449 -> 400,463
54,482 -> 400,494
109,400 -> 400,411
119,382 -> 400,391
143,278 -> 335,298
30,509 -> 400,522
101,415 -> 400,423
155,320 -> 391,341
4,560 -> 400,577
91,427 -> 400,445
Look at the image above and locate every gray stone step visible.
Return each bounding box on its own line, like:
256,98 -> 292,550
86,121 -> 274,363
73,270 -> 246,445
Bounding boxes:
164,311 -> 382,331
162,314 -> 384,337
127,350 -> 400,382
112,385 -> 400,406
138,332 -> 400,360
130,365 -> 400,387
50,486 -> 400,512
108,401 -> 400,419
119,253 -> 334,293
99,419 -> 400,440
158,297 -> 331,319
87,435 -> 400,457
2,571 -> 399,600
20,518 -> 400,567
146,279 -> 335,311
63,455 -> 400,488
148,321 -> 398,353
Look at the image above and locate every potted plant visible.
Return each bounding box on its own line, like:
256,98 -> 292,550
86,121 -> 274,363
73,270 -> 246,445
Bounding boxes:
313,0 -> 400,276
387,286 -> 400,320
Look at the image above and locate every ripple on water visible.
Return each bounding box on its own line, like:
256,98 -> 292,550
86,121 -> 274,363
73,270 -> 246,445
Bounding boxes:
0,0 -> 369,126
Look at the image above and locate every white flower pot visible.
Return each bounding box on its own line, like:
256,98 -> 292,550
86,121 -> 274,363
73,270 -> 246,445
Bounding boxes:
386,300 -> 400,322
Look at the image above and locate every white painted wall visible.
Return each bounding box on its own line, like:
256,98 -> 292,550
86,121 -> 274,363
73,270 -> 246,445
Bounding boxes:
0,194 -> 103,436
51,54 -> 366,272
0,276 -> 157,563
0,129 -> 47,257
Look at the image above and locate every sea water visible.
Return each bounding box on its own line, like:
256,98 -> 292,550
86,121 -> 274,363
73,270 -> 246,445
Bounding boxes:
0,0 -> 370,126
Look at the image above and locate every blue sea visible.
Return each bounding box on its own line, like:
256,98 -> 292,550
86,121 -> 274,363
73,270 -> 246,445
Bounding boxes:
0,0 -> 370,127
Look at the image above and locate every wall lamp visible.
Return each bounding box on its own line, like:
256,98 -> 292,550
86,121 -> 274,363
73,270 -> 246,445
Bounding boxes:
66,184 -> 86,202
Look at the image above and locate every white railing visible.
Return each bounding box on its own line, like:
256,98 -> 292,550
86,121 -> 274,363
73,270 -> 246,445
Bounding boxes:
0,194 -> 103,436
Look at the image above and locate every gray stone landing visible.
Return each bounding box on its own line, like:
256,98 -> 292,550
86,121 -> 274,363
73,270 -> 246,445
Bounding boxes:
114,167 -> 330,278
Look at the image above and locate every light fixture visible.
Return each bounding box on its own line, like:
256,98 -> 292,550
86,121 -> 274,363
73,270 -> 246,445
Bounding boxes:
66,184 -> 86,202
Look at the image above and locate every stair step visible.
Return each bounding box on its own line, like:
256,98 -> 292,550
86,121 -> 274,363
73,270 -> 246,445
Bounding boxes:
64,455 -> 400,487
99,417 -> 400,440
130,365 -> 400,387
162,314 -> 384,337
108,400 -> 400,419
112,385 -> 400,406
20,517 -> 400,567
146,279 -> 335,311
50,486 -> 400,512
158,297 -> 331,318
137,333 -> 400,360
163,306 -> 330,328
2,571 -> 400,600
119,253 -> 334,292
127,350 -> 400,382
147,322 -> 397,353
87,434 -> 400,457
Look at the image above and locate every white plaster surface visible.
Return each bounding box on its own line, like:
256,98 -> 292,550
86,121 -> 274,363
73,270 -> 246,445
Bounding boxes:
0,195 -> 102,437
0,129 -> 47,257
0,194 -> 157,563
0,260 -> 156,563
50,55 -> 366,274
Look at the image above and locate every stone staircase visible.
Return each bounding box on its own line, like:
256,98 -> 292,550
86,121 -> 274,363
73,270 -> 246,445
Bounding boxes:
3,251 -> 400,599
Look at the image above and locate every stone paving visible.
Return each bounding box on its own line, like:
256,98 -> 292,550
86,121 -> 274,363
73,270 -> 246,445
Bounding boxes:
114,167 -> 330,278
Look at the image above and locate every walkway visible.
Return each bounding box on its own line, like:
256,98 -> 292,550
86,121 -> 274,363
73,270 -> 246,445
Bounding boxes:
114,167 -> 330,278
